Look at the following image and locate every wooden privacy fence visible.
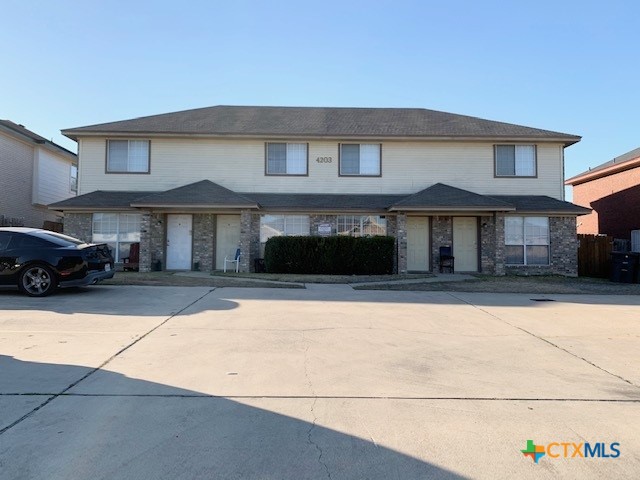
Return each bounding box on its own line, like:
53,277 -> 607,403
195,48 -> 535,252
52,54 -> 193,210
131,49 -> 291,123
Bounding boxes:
578,234 -> 612,278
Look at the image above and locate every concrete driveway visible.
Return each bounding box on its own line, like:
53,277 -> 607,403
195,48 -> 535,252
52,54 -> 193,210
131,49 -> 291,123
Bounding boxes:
0,285 -> 639,479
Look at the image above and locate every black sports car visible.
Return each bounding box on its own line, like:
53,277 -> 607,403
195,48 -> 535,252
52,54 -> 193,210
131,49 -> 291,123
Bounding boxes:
0,228 -> 114,297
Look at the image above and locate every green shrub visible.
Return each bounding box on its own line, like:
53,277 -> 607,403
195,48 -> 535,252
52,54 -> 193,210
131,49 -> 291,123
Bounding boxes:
264,236 -> 395,274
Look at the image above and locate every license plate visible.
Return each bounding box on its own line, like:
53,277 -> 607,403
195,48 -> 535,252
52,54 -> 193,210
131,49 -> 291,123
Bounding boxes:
105,264 -> 111,272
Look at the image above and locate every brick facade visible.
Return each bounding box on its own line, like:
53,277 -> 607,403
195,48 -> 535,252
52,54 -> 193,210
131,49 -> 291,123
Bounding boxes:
63,210 -> 578,276
192,214 -> 215,271
63,213 -> 92,243
504,216 -> 578,277
430,216 -> 453,273
572,165 -> 640,239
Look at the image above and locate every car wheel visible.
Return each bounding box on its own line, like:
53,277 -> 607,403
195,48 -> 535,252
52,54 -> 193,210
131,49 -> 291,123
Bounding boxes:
19,265 -> 57,297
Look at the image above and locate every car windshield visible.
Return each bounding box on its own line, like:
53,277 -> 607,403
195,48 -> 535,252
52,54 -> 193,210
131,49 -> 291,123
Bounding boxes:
37,231 -> 86,247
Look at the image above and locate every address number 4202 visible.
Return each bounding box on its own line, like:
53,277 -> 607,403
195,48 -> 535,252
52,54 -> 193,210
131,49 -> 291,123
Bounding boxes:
316,157 -> 333,163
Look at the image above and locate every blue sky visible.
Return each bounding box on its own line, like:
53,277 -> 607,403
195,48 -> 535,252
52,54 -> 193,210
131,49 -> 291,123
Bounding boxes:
2,0 -> 638,193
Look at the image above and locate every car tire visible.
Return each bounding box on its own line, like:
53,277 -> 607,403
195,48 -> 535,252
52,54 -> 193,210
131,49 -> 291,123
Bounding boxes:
19,264 -> 57,297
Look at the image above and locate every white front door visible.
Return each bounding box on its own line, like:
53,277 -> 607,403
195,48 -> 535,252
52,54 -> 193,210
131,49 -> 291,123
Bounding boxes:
453,217 -> 478,272
166,214 -> 192,270
407,217 -> 430,271
216,215 -> 241,270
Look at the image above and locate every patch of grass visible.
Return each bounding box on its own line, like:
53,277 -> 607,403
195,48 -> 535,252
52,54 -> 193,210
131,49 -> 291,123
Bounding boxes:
102,272 -> 304,288
354,274 -> 640,294
213,272 -> 435,284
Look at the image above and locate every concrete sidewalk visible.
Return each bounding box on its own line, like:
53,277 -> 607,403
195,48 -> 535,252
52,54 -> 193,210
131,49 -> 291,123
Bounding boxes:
1,285 -> 638,479
184,271 -> 477,288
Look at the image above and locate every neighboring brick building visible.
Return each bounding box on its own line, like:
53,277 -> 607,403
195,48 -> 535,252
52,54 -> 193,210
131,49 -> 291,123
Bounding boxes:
565,147 -> 640,240
50,105 -> 589,275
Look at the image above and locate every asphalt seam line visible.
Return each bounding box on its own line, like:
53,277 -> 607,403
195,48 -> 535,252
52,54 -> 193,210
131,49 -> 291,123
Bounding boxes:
447,292 -> 640,389
0,288 -> 216,436
0,393 -> 638,402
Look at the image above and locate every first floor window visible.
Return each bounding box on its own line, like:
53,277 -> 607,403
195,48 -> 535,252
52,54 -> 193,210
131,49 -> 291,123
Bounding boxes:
505,216 -> 549,265
340,144 -> 381,176
260,215 -> 310,254
337,215 -> 387,237
70,164 -> 78,193
266,143 -> 308,175
107,140 -> 150,173
92,213 -> 142,262
495,145 -> 536,177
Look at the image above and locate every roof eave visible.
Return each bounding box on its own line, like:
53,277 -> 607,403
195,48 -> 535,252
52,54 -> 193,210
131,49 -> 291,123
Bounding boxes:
566,157 -> 640,185
61,130 -> 581,145
388,205 -> 516,212
129,203 -> 259,209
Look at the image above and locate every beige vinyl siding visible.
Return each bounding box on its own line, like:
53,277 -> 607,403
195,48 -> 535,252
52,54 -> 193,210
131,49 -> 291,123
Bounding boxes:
34,148 -> 76,205
0,133 -> 63,227
78,138 -> 565,199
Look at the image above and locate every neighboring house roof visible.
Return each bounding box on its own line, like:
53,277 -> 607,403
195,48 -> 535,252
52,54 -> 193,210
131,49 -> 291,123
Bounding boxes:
565,146 -> 640,186
61,106 -> 581,145
0,120 -> 77,160
388,183 -> 515,211
49,181 -> 589,215
490,195 -> 591,215
130,180 -> 258,208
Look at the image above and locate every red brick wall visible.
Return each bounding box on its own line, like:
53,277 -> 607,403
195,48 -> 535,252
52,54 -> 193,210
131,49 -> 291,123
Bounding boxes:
572,165 -> 640,239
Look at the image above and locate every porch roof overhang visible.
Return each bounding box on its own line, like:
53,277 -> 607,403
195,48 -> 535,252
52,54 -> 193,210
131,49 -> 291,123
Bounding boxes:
387,183 -> 516,212
129,180 -> 258,209
49,181 -> 590,217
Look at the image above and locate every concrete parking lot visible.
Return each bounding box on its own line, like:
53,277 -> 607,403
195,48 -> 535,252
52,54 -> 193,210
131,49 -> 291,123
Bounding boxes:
0,285 -> 639,479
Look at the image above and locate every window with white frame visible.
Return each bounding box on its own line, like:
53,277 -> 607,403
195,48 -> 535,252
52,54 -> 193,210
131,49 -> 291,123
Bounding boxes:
340,144 -> 381,176
92,213 -> 142,262
70,164 -> 78,193
107,140 -> 150,173
260,215 -> 310,254
505,216 -> 549,265
337,215 -> 387,237
495,145 -> 536,177
266,143 -> 308,175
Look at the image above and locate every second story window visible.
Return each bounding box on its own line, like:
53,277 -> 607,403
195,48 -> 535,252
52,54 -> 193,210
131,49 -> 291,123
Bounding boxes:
495,145 -> 536,177
340,144 -> 381,176
70,164 -> 78,193
107,140 -> 150,173
266,143 -> 308,175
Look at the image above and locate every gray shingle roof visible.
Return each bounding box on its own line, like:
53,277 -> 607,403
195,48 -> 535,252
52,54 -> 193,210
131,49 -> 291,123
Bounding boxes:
389,183 -> 515,211
0,120 -> 77,158
49,191 -> 158,210
490,195 -> 591,214
130,180 -> 258,208
50,182 -> 590,215
62,106 -> 580,143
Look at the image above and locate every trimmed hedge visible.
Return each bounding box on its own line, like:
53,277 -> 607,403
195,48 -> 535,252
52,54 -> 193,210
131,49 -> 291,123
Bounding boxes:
264,235 -> 395,274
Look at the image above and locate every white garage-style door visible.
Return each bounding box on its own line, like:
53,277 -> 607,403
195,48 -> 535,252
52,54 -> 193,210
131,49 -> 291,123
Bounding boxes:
407,217 -> 430,272
453,217 -> 478,272
166,214 -> 193,270
216,215 -> 241,270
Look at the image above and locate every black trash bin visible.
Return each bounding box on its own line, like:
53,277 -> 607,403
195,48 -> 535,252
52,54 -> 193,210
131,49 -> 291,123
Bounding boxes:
254,258 -> 266,273
610,252 -> 639,283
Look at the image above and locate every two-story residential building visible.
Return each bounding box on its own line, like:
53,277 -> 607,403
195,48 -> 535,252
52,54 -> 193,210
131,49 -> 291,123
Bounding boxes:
0,120 -> 78,228
50,106 -> 589,275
